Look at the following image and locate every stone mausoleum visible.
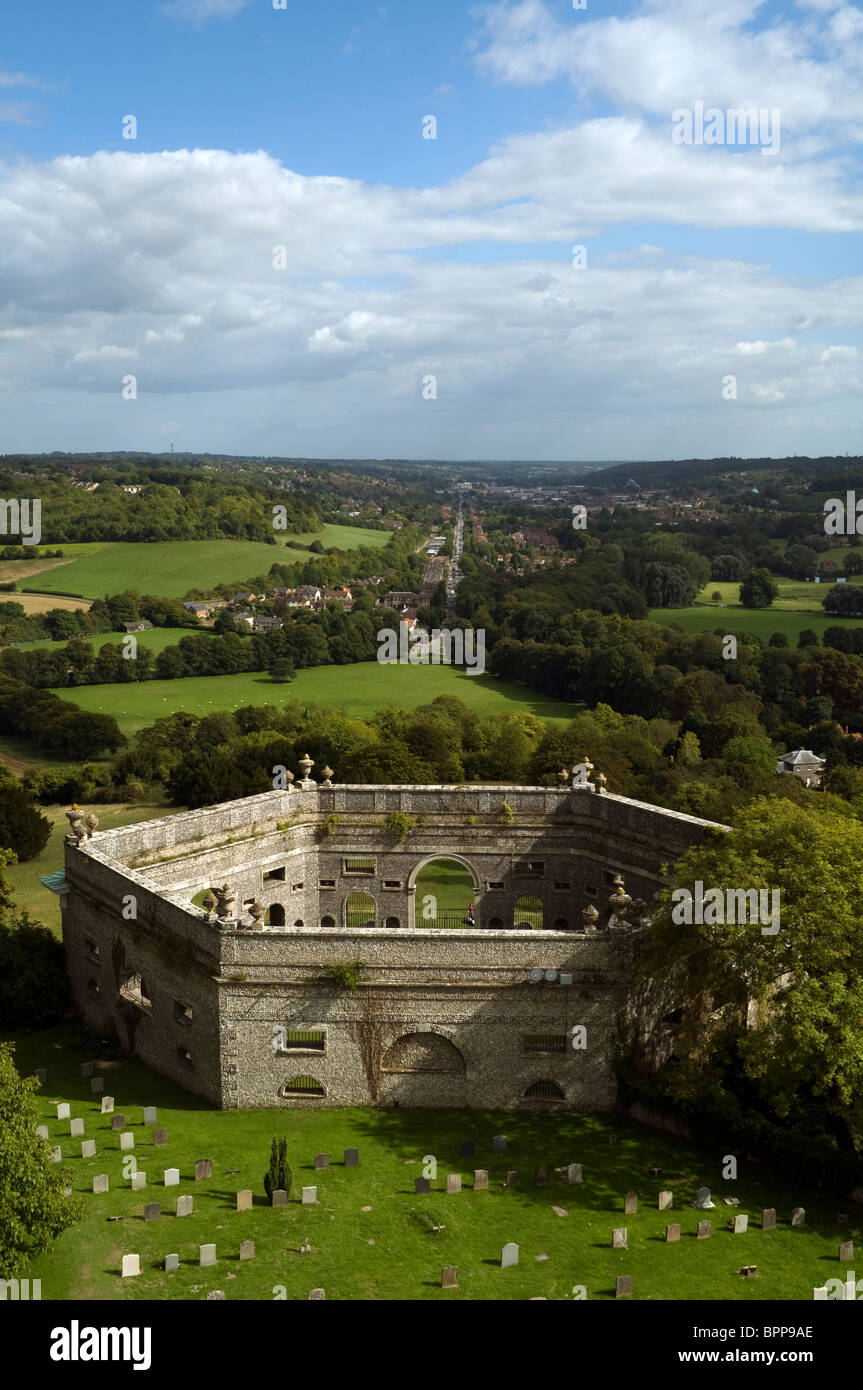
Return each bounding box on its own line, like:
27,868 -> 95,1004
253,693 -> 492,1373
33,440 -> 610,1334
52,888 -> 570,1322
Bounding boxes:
59,761 -> 725,1111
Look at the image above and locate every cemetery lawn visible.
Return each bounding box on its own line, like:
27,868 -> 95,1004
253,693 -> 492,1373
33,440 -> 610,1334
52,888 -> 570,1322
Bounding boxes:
49,662 -> 574,736
14,1026 -> 858,1302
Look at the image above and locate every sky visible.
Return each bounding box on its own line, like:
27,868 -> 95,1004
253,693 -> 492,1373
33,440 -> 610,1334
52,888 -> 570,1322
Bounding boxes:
1,0 -> 862,461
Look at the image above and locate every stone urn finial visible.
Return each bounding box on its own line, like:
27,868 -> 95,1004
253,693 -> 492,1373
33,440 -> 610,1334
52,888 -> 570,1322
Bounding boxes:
297,753 -> 316,790
65,805 -> 84,840
607,874 -> 632,931
249,897 -> 265,928
215,883 -> 236,921
558,767 -> 570,785
596,771 -> 607,795
285,769 -> 294,793
202,890 -> 218,921
582,903 -> 599,932
73,821 -> 87,843
85,813 -> 99,837
320,765 -> 334,787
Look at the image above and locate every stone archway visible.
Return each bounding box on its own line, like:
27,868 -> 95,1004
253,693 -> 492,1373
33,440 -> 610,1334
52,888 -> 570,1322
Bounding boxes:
406,853 -> 481,930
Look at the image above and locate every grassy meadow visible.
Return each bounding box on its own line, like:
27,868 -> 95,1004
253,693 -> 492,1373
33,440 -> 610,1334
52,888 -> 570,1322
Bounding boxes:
649,575 -> 863,640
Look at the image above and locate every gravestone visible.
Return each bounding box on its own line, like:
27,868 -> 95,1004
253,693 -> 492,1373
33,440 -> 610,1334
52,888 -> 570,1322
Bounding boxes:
791,1207 -> 806,1227
101,1097 -> 114,1114
164,1168 -> 180,1187
81,1063 -> 93,1078
534,1167 -> 548,1187
624,1191 -> 638,1215
131,1172 -> 146,1191
473,1170 -> 489,1191
441,1266 -> 458,1288
199,1243 -> 216,1266
207,1291 -> 225,1300
733,1214 -> 749,1234
57,1103 -> 70,1121
506,1170 -> 519,1188
120,1133 -> 134,1151
143,1107 -> 157,1126
121,1254 -> 139,1278
839,1241 -> 854,1262
493,1135 -> 507,1153
658,1190 -> 673,1210
762,1208 -> 776,1229
460,1140 -> 475,1158
615,1276 -> 632,1298
93,1174 -> 109,1194
612,1228 -> 627,1249
81,1140 -> 96,1159
176,1195 -> 193,1217
165,1254 -> 179,1273
240,1240 -> 255,1261
194,1158 -> 212,1181
501,1242 -> 518,1268
302,1186 -> 317,1205
608,1134 -> 618,1146
70,1119 -> 84,1138
309,1289 -> 326,1300
648,1166 -> 662,1177
446,1174 -> 462,1194
236,1189 -> 252,1212
51,1146 -> 62,1163
344,1148 -> 359,1167
551,1205 -> 568,1218
111,1115 -> 125,1131
145,1202 -> 161,1222
90,1078 -> 104,1094
666,1224 -> 681,1242
567,1163 -> 583,1184
36,1125 -> 49,1141
697,1220 -> 712,1239
314,1153 -> 330,1170
153,1129 -> 168,1147
414,1177 -> 430,1195
693,1187 -> 714,1209
34,1069 -> 47,1084
272,1189 -> 288,1207
740,1265 -> 757,1278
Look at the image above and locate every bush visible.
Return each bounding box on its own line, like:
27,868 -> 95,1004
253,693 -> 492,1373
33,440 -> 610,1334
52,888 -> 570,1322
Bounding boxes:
263,1137 -> 292,1200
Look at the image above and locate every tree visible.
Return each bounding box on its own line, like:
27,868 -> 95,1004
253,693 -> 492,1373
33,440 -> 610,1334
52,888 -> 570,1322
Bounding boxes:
0,850 -> 68,1027
711,553 -> 748,582
269,658 -> 296,684
739,568 -> 778,609
0,1040 -> 84,1277
823,584 -> 863,617
644,562 -> 697,608
263,1137 -> 292,1201
0,775 -> 51,860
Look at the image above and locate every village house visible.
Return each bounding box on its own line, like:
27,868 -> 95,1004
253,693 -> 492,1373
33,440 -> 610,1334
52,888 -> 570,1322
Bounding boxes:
182,602 -> 212,619
122,620 -> 153,633
776,748 -> 826,787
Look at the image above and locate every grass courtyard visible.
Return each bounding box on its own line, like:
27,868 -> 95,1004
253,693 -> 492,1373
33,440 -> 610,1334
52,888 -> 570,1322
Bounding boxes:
10,1027 -> 855,1302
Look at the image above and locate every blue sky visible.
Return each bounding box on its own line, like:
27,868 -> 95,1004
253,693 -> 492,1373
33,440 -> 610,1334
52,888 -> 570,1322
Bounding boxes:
1,0 -> 862,459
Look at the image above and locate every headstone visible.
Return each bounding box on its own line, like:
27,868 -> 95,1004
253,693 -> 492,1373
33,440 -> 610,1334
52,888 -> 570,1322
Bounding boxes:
309,1289 -> 326,1300
121,1254 -> 140,1278
344,1148 -> 359,1167
237,1189 -> 252,1212
648,1166 -> 662,1177
791,1207 -> 805,1227
551,1205 -> 568,1218
612,1227 -> 627,1249
733,1214 -> 748,1234
143,1107 -> 157,1126
120,1133 -> 134,1151
441,1266 -> 458,1288
460,1140 -> 475,1157
272,1189 -> 288,1207
111,1115 -> 125,1131
164,1254 -> 179,1273
240,1240 -> 255,1261
473,1170 -> 488,1191
501,1242 -> 518,1268
131,1172 -> 146,1191
302,1186 -> 317,1205
446,1174 -> 462,1194
145,1202 -> 161,1222
36,1125 -> 49,1141
101,1096 -> 114,1114
34,1069 -> 47,1084
164,1168 -> 180,1187
90,1078 -> 104,1094
199,1243 -> 216,1266
51,1146 -> 62,1163
697,1220 -> 712,1239
615,1276 -> 632,1298
624,1190 -> 638,1215
740,1265 -> 757,1278
176,1195 -> 193,1217
81,1140 -> 96,1159
493,1135 -> 507,1153
93,1174 -> 109,1194
81,1063 -> 93,1078
414,1177 -> 431,1195
567,1163 -> 583,1184
57,1103 -> 70,1121
195,1158 -> 212,1181
70,1118 -> 84,1138
207,1291 -> 225,1300
723,1196 -> 740,1206
762,1208 -> 776,1229
658,1190 -> 673,1210
534,1167 -> 548,1187
506,1170 -> 519,1188
839,1241 -> 854,1262
666,1224 -> 681,1242
153,1129 -> 168,1146
314,1153 -> 329,1170
694,1186 -> 714,1210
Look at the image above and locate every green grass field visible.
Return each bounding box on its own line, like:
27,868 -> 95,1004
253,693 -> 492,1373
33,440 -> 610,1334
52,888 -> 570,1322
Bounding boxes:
49,663 -> 574,737
649,578 -> 863,641
11,626 -> 217,655
10,1025 -> 856,1302
18,526 -> 389,601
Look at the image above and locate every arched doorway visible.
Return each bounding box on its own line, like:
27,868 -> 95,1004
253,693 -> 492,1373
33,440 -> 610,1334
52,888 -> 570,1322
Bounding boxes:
266,904 -> 285,927
410,855 -> 479,930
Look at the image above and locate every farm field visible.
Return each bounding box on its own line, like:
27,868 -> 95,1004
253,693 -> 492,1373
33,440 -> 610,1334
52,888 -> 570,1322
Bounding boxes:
49,662 -> 574,736
12,626 -> 216,655
649,577 -> 863,640
11,1024 -> 856,1302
